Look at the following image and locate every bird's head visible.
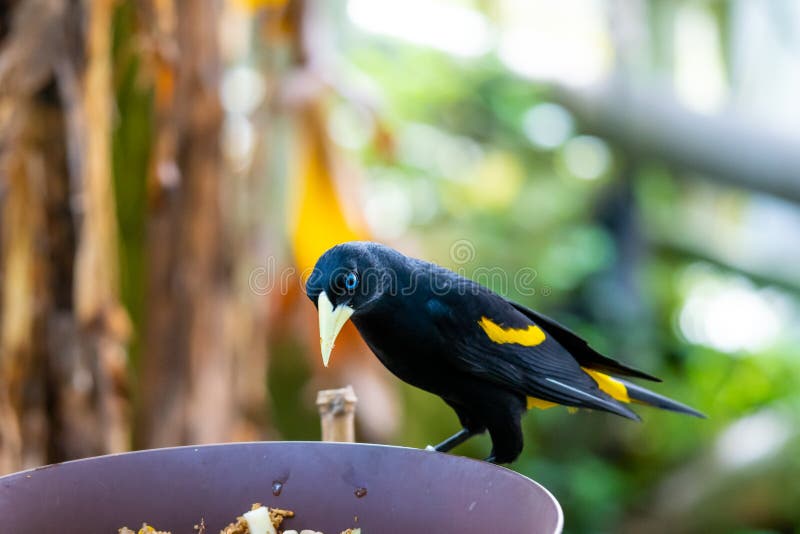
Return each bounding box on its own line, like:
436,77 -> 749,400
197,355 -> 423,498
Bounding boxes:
306,241 -> 397,367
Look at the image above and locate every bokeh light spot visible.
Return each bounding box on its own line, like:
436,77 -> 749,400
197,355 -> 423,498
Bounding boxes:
561,135 -> 611,180
523,103 -> 574,150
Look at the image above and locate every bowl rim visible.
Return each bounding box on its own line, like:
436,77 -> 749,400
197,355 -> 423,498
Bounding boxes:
0,441 -> 564,533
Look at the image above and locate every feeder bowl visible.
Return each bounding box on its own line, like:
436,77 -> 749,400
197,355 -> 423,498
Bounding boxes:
0,442 -> 562,533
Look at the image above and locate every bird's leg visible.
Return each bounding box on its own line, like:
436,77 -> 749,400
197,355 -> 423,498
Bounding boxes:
483,411 -> 524,464
432,427 -> 477,453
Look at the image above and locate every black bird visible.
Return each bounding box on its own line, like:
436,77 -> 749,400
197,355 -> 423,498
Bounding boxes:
306,241 -> 703,463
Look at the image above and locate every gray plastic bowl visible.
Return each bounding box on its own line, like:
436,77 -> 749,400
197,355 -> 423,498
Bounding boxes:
0,442 -> 562,533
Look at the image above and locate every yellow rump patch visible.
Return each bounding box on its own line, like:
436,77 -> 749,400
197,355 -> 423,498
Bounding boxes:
478,317 -> 546,347
582,368 -> 630,403
526,397 -> 579,413
526,396 -> 557,410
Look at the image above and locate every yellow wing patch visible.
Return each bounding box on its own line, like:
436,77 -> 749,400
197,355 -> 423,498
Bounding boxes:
480,317 -> 629,409
478,317 -> 546,347
582,368 -> 630,403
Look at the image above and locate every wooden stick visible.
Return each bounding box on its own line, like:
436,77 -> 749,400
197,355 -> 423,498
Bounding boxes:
316,386 -> 358,443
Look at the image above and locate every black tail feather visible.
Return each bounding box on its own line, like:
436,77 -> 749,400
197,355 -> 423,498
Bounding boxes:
544,377 -> 642,421
618,379 -> 706,418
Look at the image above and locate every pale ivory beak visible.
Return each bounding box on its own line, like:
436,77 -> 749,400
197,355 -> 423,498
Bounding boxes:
317,291 -> 355,367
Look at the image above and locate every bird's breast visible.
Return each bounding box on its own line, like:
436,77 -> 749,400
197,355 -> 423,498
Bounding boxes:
351,311 -> 450,393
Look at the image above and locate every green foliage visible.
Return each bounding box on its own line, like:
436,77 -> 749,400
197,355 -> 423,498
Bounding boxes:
111,1 -> 152,370
268,340 -> 320,441
318,7 -> 800,532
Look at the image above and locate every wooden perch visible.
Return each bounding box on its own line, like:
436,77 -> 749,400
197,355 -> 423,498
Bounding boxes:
316,386 -> 358,443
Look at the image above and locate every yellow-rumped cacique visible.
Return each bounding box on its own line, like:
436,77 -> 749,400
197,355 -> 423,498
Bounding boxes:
306,241 -> 704,463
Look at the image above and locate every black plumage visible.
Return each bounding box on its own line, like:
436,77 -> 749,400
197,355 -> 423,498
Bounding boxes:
306,241 -> 703,463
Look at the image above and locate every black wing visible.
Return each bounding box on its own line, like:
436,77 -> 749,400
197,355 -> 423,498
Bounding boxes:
508,301 -> 661,382
425,286 -> 639,420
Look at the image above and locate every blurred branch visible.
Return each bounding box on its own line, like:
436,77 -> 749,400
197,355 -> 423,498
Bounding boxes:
652,238 -> 800,295
554,82 -> 800,203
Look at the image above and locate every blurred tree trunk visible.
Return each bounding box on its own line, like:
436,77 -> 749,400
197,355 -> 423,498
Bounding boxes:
137,0 -> 239,447
1,0 -> 282,470
0,0 -> 129,473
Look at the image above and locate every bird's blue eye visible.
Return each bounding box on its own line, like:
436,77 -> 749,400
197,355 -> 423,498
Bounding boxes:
345,272 -> 358,290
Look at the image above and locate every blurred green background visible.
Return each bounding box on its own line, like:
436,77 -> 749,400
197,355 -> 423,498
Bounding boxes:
1,0 -> 799,533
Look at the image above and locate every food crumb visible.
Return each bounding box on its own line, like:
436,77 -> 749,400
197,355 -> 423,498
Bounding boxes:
118,525 -> 171,534
120,504 -> 358,534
